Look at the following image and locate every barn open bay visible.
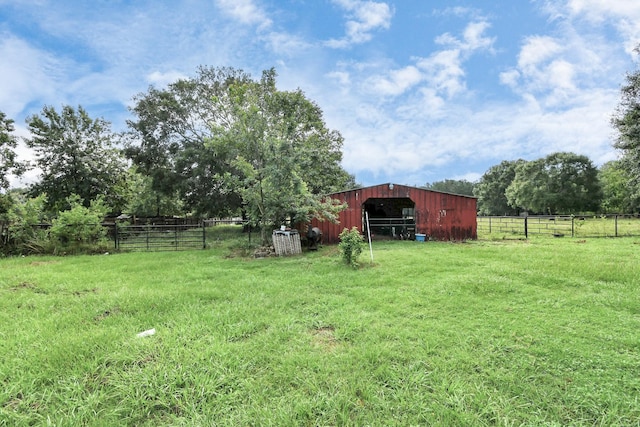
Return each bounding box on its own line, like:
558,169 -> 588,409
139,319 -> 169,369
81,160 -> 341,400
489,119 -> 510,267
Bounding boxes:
1,231 -> 639,425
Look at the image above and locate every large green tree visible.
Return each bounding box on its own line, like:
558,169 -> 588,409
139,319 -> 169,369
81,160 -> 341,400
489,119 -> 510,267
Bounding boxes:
210,69 -> 346,244
599,160 -> 638,213
125,66 -> 354,225
424,179 -> 475,196
0,111 -> 21,192
25,105 -> 128,214
124,67 -> 250,217
611,50 -> 640,211
506,152 -> 601,214
474,160 -> 523,215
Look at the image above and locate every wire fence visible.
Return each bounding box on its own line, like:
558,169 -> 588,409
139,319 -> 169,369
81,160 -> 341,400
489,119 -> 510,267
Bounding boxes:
477,215 -> 640,239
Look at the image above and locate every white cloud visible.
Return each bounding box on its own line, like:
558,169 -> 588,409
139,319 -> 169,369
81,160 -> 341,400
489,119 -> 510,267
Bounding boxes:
326,71 -> 351,87
262,31 -> 311,56
462,21 -> 495,51
0,34 -> 59,117
358,19 -> 494,100
147,70 -> 189,87
368,66 -> 422,96
326,0 -> 393,48
542,0 -> 640,55
500,34 -> 602,108
416,50 -> 466,98
214,0 -> 272,29
517,36 -> 563,72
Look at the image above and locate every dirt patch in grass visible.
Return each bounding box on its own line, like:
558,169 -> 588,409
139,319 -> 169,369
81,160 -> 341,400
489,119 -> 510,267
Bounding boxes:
2,392 -> 44,412
9,282 -> 47,294
310,325 -> 340,352
72,287 -> 99,296
29,261 -> 58,267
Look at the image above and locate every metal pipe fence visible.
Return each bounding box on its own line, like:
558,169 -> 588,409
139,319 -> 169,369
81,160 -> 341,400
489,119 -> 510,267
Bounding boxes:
1,222 -> 208,253
366,217 -> 416,239
112,223 -> 206,251
478,215 -> 640,239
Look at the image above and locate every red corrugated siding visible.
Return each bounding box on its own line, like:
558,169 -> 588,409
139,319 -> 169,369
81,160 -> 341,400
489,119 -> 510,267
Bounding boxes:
310,183 -> 477,243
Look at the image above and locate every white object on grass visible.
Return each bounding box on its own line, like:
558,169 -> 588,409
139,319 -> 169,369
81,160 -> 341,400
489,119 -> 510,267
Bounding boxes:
136,328 -> 156,338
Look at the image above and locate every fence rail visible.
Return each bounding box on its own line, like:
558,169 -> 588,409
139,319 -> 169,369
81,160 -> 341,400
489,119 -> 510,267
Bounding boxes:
113,224 -> 206,251
478,215 -> 640,239
366,217 -> 416,238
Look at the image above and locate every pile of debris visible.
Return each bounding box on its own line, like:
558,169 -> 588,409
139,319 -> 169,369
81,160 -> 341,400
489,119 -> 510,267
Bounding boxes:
254,246 -> 276,258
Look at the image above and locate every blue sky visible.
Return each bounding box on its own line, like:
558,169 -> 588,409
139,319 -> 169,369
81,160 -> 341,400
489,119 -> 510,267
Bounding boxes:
2,0 -> 640,188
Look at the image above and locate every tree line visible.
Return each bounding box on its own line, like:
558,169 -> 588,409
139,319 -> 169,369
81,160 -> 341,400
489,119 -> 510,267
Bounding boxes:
0,67 -> 356,250
426,151 -> 636,216
425,151 -> 615,216
2,56 -> 640,253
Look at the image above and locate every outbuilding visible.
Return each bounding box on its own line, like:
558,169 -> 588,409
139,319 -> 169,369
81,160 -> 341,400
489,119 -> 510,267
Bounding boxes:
309,183 -> 477,243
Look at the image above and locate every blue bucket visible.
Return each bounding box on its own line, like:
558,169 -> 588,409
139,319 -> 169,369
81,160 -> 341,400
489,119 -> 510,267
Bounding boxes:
415,233 -> 426,242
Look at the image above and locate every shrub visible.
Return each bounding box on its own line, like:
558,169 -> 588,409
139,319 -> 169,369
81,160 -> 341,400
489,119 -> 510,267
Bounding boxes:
49,196 -> 109,254
4,194 -> 50,255
338,227 -> 364,268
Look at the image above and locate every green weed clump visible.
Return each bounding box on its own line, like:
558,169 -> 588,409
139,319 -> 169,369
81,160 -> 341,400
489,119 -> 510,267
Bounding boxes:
49,196 -> 110,254
338,226 -> 364,267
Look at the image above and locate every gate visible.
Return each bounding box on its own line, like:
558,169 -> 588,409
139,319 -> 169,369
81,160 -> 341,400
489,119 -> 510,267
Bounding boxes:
114,224 -> 206,251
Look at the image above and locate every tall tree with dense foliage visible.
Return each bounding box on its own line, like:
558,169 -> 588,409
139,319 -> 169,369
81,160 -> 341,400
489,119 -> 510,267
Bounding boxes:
0,111 -> 22,192
125,66 -> 353,227
210,69 -> 346,244
611,49 -> 640,211
25,105 -> 128,214
474,160 -> 523,215
424,179 -> 475,196
506,152 -> 601,214
599,160 -> 637,213
124,67 -> 250,217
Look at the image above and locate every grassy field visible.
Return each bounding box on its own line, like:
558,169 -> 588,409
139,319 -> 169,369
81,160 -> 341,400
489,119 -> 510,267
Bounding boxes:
1,228 -> 640,426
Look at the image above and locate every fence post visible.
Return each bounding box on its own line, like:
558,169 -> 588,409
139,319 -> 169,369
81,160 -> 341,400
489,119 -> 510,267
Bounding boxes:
571,216 -> 574,238
524,216 -> 528,239
114,223 -> 118,250
615,215 -> 618,237
202,222 -> 206,249
174,227 -> 178,250
489,217 -> 492,234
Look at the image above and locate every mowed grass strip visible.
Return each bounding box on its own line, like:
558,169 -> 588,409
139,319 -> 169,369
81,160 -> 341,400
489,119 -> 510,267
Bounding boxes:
1,231 -> 639,426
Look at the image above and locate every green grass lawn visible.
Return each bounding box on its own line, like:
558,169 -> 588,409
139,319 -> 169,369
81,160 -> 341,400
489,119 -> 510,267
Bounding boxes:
1,230 -> 640,426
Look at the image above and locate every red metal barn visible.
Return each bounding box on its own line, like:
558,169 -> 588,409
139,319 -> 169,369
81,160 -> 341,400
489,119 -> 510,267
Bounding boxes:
310,183 -> 477,243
